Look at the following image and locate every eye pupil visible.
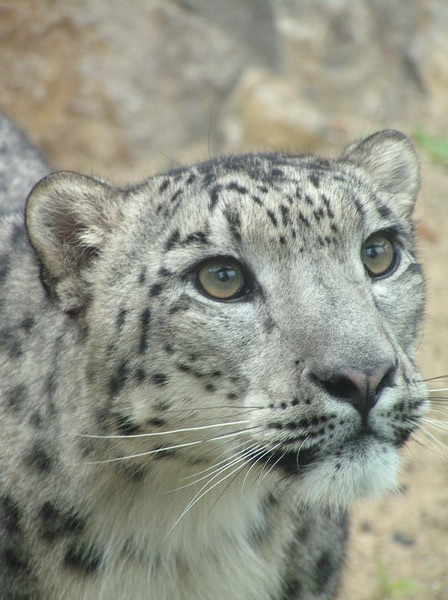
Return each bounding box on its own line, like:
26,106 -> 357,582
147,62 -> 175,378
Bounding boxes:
366,246 -> 378,260
362,233 -> 397,277
197,258 -> 246,300
217,268 -> 232,282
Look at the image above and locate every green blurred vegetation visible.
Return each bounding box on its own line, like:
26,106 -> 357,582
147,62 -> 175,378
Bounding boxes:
414,128 -> 448,165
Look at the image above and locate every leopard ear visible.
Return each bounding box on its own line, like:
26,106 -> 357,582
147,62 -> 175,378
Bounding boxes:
341,130 -> 420,217
26,171 -> 123,313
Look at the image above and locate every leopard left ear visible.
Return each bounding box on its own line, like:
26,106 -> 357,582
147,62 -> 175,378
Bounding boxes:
26,171 -> 124,313
341,130 -> 420,217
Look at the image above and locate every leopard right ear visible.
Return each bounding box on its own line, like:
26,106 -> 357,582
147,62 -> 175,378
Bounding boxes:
341,130 -> 420,217
26,171 -> 124,313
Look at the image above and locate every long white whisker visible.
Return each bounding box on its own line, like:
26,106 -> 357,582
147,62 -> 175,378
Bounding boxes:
178,445 -> 263,506
421,417 -> 448,431
415,426 -> 448,454
413,431 -> 446,457
164,451 -> 258,539
427,409 -> 448,419
169,444 -> 261,492
80,440 -> 207,465
240,445 -> 274,493
260,449 -> 287,484
79,428 -> 256,466
423,375 -> 448,382
179,442 -> 260,482
75,420 -> 252,440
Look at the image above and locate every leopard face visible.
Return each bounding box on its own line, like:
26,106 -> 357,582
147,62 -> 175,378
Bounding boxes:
26,130 -> 427,512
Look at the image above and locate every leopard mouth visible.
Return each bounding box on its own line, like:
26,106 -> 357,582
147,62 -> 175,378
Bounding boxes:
268,446 -> 319,476
268,427 -> 397,477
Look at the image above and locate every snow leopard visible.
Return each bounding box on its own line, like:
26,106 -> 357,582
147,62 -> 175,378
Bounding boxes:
0,114 -> 427,599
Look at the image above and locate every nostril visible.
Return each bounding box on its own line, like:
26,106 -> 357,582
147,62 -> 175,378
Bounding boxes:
375,365 -> 396,397
321,376 -> 359,401
310,361 -> 397,420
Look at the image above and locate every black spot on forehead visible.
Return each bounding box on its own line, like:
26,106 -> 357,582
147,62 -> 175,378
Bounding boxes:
251,195 -> 263,207
158,179 -> 170,193
158,267 -> 172,277
171,189 -> 182,204
309,172 -> 320,188
376,201 -> 393,220
224,207 -> 242,243
182,230 -> 208,245
210,184 -> 223,210
185,172 -> 196,185
298,212 -> 310,228
149,283 -> 163,297
266,209 -> 278,227
164,229 -> 180,251
226,181 -> 248,195
280,205 -> 290,226
109,361 -> 129,396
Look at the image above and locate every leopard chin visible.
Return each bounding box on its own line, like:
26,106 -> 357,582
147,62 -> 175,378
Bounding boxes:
288,439 -> 400,512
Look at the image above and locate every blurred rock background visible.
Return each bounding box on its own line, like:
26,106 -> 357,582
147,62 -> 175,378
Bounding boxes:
1,1 -> 448,598
0,0 -> 447,181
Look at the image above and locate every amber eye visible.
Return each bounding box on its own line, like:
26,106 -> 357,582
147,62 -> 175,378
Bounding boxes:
361,233 -> 397,277
197,258 -> 246,300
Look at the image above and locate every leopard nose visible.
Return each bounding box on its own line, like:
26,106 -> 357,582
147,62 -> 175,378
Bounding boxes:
311,361 -> 396,420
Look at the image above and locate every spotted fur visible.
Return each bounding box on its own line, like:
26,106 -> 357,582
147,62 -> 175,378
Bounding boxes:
0,115 -> 427,599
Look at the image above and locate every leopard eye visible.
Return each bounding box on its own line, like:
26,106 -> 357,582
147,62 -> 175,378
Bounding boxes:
197,258 -> 246,300
361,233 -> 398,278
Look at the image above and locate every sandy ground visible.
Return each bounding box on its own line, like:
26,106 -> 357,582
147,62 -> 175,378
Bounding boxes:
341,160 -> 448,600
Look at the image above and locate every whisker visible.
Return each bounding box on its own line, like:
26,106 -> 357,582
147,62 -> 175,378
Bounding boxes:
421,417 -> 448,431
75,420 -> 252,440
78,427 -> 257,466
80,440 -> 208,465
413,431 -> 447,457
180,444 -> 255,481
413,424 -> 448,454
260,449 -> 287,484
169,444 -> 261,492
422,374 -> 448,383
427,408 -> 448,418
241,444 -> 276,492
165,449 -> 259,539
206,463 -> 252,517
256,446 -> 281,485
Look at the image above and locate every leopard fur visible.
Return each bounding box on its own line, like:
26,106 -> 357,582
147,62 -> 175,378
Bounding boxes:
0,114 -> 427,599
